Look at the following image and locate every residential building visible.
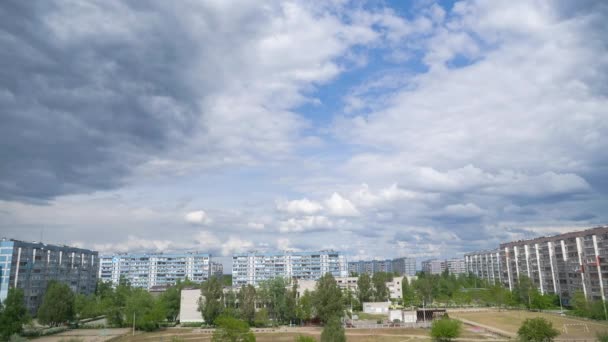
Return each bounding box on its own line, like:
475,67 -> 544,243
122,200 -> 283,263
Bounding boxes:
392,257 -> 417,276
99,252 -> 212,289
446,258 -> 466,275
464,249 -> 502,284
0,238 -> 98,314
232,250 -> 348,287
421,259 -> 446,275
348,259 -> 393,275
499,226 -> 608,304
211,261 -> 223,277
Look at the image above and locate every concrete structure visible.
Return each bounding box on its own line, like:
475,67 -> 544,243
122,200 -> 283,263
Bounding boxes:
499,226 -> 608,304
0,238 -> 98,314
464,249 -> 502,284
389,310 -> 417,323
446,258 -> 466,275
422,258 -> 465,275
99,252 -> 212,289
336,276 -> 358,292
421,259 -> 446,275
391,257 -> 417,276
232,250 -> 348,287
362,301 -> 390,314
348,259 -> 392,275
386,276 -> 417,300
179,288 -> 203,323
211,261 -> 223,277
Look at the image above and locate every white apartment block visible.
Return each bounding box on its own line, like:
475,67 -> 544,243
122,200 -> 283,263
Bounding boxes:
232,250 -> 348,287
99,252 -> 212,289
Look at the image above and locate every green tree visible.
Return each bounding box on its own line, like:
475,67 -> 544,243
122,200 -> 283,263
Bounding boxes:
517,317 -> 559,342
159,279 -> 195,322
0,288 -> 30,340
200,276 -> 224,324
212,315 -> 256,342
401,277 -> 415,307
125,288 -> 166,331
296,290 -> 313,324
372,272 -> 390,301
38,281 -> 75,326
357,273 -> 372,304
253,308 -> 270,327
313,273 -> 344,323
238,285 -> 257,325
74,293 -> 101,323
430,317 -> 462,341
257,277 -> 293,324
104,279 -> 131,326
320,316 -> 345,342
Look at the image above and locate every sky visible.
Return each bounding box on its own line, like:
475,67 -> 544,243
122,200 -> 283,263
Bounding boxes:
1,0 -> 607,271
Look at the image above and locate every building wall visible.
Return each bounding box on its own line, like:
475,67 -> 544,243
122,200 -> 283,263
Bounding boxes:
179,288 -> 204,323
421,259 -> 446,275
392,257 -> 417,276
0,239 -> 98,314
232,251 -> 348,287
99,252 -> 211,289
464,249 -> 502,285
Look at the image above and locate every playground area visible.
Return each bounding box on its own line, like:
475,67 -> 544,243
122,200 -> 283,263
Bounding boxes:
450,310 -> 608,340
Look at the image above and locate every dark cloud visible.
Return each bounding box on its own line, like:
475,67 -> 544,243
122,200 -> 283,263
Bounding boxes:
0,1 -> 202,201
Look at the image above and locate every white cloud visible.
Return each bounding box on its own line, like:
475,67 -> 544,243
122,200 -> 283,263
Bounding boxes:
185,210 -> 212,225
443,203 -> 485,218
276,198 -> 323,215
325,192 -> 359,216
194,231 -> 221,251
247,222 -> 266,230
279,215 -> 333,233
221,236 -> 254,256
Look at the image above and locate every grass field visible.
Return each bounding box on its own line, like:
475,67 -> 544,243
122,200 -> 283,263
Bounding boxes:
111,325 -> 499,342
451,310 -> 608,340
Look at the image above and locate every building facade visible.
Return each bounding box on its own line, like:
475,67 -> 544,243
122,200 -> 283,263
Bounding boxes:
232,250 -> 348,287
99,252 -> 212,289
500,226 -> 608,304
392,257 -> 417,276
348,259 -> 393,275
464,249 -> 503,284
0,239 -> 98,314
446,258 -> 466,275
421,259 -> 446,275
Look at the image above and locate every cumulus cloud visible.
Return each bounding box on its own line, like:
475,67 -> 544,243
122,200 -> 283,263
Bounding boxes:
279,215 -> 333,233
325,192 -> 360,216
185,210 -> 212,225
277,198 -> 323,215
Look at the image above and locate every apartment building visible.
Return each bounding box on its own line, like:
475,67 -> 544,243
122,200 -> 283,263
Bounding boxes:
421,259 -> 446,275
392,257 -> 417,276
500,226 -> 608,304
348,259 -> 393,275
464,249 -> 502,284
211,261 -> 223,277
232,250 -> 348,287
99,252 -> 212,289
0,238 -> 98,314
446,258 -> 466,275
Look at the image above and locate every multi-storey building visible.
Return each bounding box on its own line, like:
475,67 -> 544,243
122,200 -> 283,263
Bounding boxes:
500,226 -> 608,304
99,252 -> 212,289
446,258 -> 466,275
348,259 -> 393,275
211,261 -> 223,278
0,238 -> 98,314
422,258 -> 466,276
391,257 -> 417,276
464,249 -> 502,284
232,250 -> 348,287
421,259 -> 446,275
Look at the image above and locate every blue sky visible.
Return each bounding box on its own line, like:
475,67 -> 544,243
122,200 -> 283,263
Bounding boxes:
1,0 -> 607,270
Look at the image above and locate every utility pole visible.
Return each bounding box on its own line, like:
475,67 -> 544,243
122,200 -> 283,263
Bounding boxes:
132,312 -> 135,336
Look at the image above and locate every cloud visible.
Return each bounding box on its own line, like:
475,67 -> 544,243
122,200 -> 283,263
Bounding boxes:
221,236 -> 254,256
279,215 -> 333,233
325,192 -> 359,216
443,203 -> 484,218
277,198 -> 323,215
184,210 -> 212,225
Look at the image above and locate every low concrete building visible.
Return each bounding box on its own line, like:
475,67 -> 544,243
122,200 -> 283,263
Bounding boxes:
179,288 -> 203,323
362,302 -> 390,314
389,310 -> 417,323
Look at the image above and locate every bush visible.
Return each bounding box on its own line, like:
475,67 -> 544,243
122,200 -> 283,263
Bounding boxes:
430,318 -> 462,341
295,336 -> 317,342
180,322 -> 204,327
597,331 -> 608,342
517,318 -> 559,342
212,315 -> 255,342
320,317 -> 345,342
9,335 -> 28,342
21,326 -> 69,337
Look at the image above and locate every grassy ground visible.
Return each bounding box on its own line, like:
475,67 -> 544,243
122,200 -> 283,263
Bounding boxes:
111,326 -> 500,342
451,310 -> 608,340
354,312 -> 389,321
